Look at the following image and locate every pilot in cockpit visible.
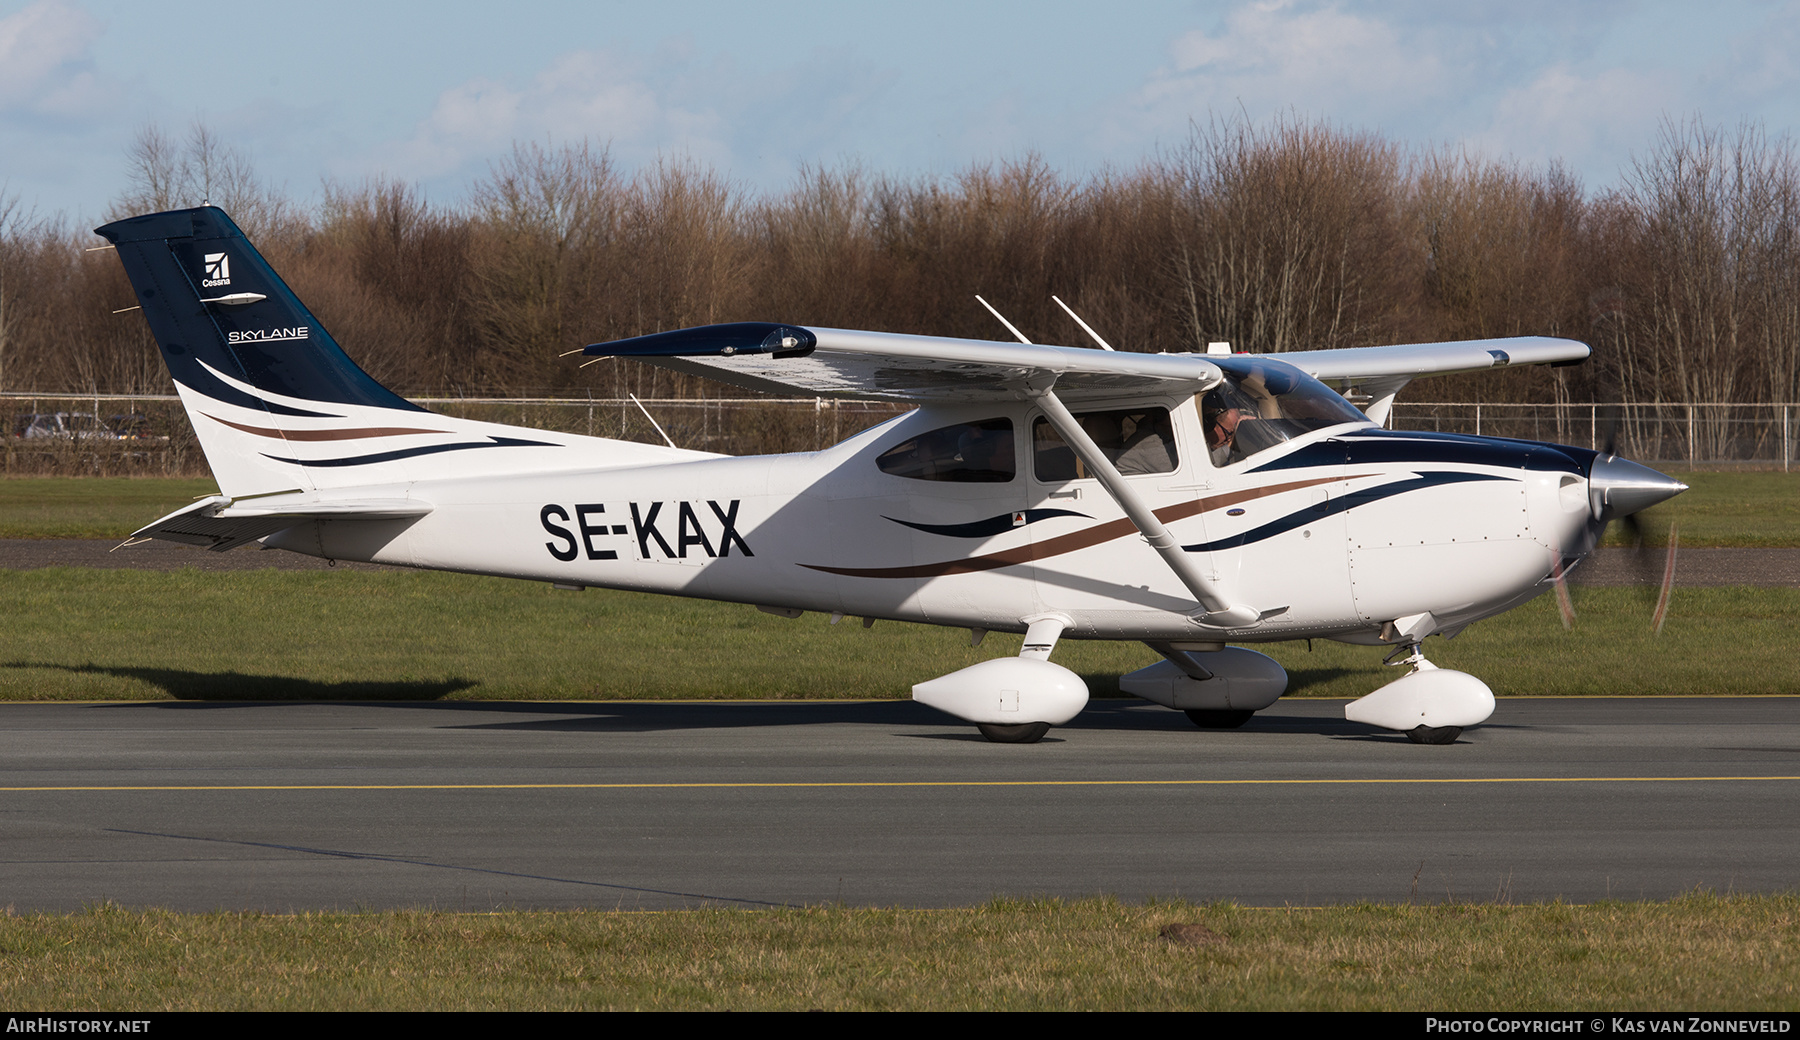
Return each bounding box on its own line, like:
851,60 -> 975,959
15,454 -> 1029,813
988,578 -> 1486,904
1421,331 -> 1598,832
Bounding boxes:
1202,392 -> 1244,467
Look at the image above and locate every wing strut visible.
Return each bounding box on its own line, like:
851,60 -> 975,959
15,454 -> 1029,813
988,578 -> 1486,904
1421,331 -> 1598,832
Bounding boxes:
1031,388 -> 1261,628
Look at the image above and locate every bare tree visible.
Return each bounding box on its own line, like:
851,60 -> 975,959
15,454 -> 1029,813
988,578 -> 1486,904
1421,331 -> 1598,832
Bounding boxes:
109,122 -> 295,239
1168,115 -> 1417,355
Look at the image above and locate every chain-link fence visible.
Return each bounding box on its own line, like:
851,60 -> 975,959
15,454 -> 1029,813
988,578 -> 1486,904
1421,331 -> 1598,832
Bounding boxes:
1389,402 -> 1798,469
3,393 -> 1794,476
0,394 -> 912,477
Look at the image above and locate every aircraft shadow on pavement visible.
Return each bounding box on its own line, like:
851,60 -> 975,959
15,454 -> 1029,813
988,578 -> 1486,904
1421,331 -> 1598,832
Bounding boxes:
155,696 -> 1371,738
403,699 -> 1372,737
8,661 -> 1378,737
7,661 -> 476,701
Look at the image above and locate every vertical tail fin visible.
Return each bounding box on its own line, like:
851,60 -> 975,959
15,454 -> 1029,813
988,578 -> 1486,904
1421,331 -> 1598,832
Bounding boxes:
95,207 -> 423,495
96,207 -> 697,497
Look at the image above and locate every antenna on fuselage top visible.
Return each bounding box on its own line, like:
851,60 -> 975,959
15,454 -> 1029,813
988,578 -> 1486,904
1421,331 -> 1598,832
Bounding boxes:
1051,295 -> 1116,351
974,295 -> 1032,344
629,393 -> 678,449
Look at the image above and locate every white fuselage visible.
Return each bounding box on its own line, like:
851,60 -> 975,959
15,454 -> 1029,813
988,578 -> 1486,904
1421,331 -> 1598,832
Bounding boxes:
265,396 -> 1593,645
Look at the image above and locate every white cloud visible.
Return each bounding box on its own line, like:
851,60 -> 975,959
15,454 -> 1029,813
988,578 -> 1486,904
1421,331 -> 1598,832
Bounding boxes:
372,48 -> 743,182
1474,63 -> 1675,180
0,0 -> 111,116
1121,0 -> 1444,143
362,40 -> 894,190
1091,1 -> 1718,190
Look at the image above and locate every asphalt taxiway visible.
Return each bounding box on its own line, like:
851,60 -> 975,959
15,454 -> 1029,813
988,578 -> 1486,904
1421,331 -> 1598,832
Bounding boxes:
2,697 -> 1796,911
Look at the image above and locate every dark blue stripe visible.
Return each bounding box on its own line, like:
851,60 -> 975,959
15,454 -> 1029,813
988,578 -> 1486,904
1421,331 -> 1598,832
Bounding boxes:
1181,471 -> 1513,552
1248,430 -> 1584,475
264,436 -> 558,468
884,508 -> 1092,538
180,378 -> 341,419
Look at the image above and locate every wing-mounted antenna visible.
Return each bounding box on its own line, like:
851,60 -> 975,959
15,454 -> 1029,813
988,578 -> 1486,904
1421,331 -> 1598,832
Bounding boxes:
974,295 -> 1032,344
1051,295 -> 1116,351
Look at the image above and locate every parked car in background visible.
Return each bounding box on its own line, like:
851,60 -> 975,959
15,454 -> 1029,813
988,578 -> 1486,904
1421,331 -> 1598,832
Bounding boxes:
13,412 -> 122,441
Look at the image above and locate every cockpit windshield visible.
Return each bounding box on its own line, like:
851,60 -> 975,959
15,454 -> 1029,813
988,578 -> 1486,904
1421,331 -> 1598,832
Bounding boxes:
1198,356 -> 1368,467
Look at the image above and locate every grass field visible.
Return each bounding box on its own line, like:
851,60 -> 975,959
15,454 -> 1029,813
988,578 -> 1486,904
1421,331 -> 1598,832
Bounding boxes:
1,896 -> 1795,1011
1597,471 -> 1800,547
0,471 -> 1795,544
0,477 -> 220,539
0,568 -> 1794,701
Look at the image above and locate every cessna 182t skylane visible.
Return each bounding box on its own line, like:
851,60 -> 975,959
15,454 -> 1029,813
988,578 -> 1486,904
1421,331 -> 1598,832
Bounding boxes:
98,207 -> 1686,744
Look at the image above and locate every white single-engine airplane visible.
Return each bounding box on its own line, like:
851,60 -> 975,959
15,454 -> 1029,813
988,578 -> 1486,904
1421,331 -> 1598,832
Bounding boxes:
98,207 -> 1686,743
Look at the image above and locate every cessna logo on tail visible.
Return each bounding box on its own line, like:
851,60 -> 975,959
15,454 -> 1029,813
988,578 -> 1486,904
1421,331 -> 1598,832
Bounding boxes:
202,252 -> 231,287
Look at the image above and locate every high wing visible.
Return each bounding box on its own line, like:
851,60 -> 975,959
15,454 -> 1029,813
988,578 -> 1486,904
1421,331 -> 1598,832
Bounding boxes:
1279,335 -> 1587,381
585,324 -> 1587,414
583,323 -> 1225,402
1259,335 -> 1588,423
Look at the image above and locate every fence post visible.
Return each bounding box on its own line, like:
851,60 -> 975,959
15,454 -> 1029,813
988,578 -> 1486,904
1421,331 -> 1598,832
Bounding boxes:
1475,404 -> 1481,436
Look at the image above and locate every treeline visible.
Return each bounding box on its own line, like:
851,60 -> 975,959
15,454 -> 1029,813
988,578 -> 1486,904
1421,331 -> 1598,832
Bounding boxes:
4,116 -> 1800,407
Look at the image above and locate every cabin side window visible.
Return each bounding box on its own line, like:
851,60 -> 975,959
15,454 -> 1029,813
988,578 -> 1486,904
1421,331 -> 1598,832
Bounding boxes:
1032,407 -> 1178,481
875,418 -> 1016,482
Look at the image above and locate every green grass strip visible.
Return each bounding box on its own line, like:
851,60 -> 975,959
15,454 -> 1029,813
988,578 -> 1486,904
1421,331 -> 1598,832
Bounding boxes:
1,569 -> 1797,700
0,477 -> 220,539
1,896 -> 1796,1010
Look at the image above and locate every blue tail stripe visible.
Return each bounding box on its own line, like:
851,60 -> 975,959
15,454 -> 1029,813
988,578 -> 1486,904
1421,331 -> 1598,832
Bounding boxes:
263,437 -> 558,469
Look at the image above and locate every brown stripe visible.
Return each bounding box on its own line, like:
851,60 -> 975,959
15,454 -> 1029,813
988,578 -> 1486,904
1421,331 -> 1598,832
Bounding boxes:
801,473 -> 1360,579
203,413 -> 452,441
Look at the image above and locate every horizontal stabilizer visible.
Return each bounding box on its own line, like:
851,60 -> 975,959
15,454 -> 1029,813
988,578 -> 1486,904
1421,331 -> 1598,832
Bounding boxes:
131,495 -> 433,552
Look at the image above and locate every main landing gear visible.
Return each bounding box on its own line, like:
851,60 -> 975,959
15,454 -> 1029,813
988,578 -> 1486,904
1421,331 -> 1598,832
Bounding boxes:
914,620 -> 1495,745
1183,709 -> 1255,729
1121,642 -> 1287,726
976,722 -> 1053,744
912,615 -> 1088,744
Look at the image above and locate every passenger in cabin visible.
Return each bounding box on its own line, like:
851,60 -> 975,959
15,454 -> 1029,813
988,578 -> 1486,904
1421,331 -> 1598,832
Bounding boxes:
1112,409 -> 1175,475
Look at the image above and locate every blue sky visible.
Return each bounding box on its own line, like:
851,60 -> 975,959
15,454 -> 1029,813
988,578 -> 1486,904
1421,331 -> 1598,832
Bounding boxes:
3,1 -> 1797,224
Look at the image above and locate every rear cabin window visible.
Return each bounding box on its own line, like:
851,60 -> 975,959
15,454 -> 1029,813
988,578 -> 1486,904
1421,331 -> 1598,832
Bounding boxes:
1032,407 -> 1178,481
875,418 -> 1015,482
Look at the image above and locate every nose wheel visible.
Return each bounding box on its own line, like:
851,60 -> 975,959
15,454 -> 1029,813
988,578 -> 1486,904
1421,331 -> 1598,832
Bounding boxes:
1344,640 -> 1495,742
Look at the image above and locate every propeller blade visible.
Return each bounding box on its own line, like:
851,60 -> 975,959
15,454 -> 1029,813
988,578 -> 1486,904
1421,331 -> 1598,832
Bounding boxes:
1550,549 -> 1575,629
1599,407 -> 1620,457
1651,522 -> 1679,635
